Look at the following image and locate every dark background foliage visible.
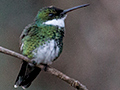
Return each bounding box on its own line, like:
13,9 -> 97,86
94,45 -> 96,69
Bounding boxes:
0,0 -> 120,90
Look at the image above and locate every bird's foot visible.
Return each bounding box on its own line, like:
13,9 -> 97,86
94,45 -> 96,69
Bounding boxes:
41,64 -> 49,71
32,61 -> 37,66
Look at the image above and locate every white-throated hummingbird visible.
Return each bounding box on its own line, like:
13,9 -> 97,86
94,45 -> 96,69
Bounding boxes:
14,3 -> 89,89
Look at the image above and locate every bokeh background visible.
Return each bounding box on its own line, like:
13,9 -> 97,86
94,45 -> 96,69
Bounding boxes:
0,0 -> 120,90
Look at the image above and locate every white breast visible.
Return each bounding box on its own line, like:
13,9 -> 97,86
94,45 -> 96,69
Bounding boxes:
32,40 -> 59,65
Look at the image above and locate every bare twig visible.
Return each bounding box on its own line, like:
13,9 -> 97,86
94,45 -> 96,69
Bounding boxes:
0,46 -> 88,90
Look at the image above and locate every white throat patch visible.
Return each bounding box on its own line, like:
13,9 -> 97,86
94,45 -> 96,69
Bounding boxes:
43,15 -> 67,27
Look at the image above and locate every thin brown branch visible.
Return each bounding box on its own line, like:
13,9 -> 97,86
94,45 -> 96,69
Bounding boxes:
0,46 -> 88,90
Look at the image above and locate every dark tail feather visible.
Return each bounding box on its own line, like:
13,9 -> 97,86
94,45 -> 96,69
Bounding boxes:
14,61 -> 41,89
20,66 -> 41,89
14,61 -> 28,88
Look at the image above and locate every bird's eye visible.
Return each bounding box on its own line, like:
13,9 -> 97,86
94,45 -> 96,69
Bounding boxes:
48,13 -> 54,17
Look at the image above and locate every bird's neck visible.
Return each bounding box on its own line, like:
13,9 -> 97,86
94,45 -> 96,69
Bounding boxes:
36,15 -> 67,28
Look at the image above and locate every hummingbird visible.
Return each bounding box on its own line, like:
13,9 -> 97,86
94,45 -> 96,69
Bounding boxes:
14,4 -> 89,89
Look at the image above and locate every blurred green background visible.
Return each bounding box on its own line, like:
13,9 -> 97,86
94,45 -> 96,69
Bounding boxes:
0,0 -> 120,90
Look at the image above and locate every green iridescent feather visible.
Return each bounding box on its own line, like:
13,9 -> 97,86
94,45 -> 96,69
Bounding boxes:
20,23 -> 64,59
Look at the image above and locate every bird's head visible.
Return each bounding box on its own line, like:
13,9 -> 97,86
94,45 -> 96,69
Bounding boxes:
35,4 -> 90,26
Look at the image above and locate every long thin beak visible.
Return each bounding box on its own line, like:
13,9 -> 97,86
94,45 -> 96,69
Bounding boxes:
61,3 -> 90,14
